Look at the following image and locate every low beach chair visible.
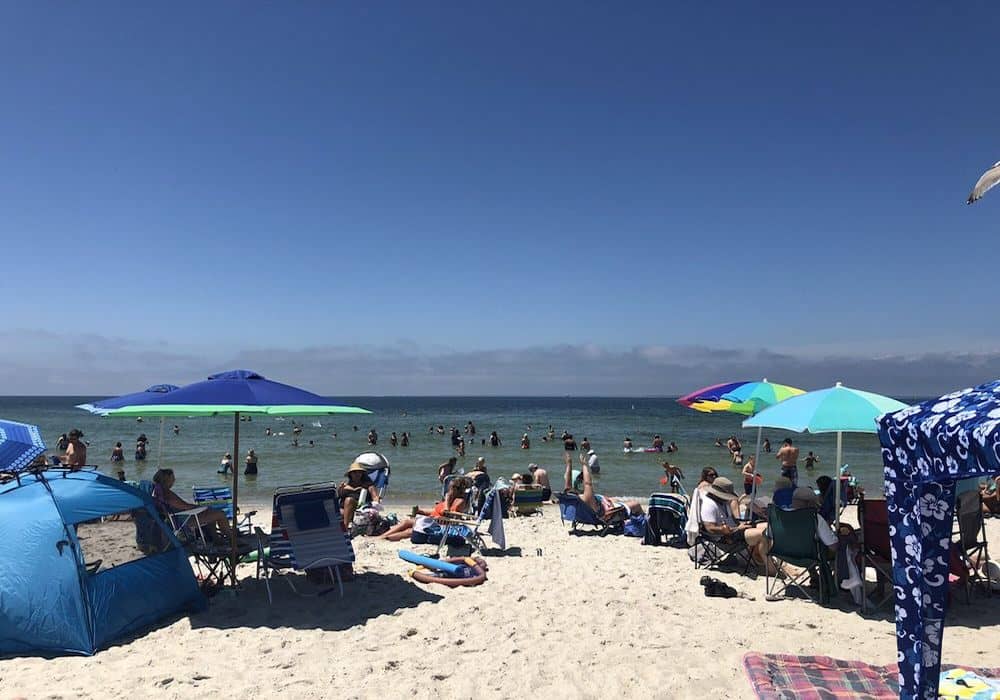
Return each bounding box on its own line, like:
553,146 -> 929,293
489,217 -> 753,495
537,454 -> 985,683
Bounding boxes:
557,492 -> 624,535
955,490 -> 992,602
256,483 -> 356,603
512,484 -> 545,516
643,492 -> 688,546
765,504 -> 831,604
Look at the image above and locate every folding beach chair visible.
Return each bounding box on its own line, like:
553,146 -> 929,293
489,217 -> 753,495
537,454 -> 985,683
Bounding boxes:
192,486 -> 256,537
512,484 -> 545,516
435,485 -> 509,555
765,504 -> 831,604
365,465 -> 390,502
255,482 -> 356,604
955,490 -> 992,602
857,497 -> 894,612
643,492 -> 688,546
163,506 -> 251,587
557,492 -> 624,535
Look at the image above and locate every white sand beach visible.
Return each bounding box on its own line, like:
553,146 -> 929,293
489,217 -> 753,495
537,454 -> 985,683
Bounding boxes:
1,505 -> 998,700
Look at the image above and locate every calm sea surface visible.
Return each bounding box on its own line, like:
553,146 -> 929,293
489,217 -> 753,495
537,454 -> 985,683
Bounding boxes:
0,396 -> 922,504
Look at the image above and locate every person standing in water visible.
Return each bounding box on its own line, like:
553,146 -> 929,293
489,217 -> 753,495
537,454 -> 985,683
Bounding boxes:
110,442 -> 125,463
776,438 -> 800,486
804,451 -> 820,470
400,432 -> 409,447
244,449 -> 258,475
521,433 -> 530,449
219,452 -> 232,475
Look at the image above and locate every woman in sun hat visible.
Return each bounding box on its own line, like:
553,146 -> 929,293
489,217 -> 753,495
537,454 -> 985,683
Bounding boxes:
338,462 -> 379,530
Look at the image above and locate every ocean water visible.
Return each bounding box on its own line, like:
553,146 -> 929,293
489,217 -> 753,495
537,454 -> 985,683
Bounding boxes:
0,396 -> 920,504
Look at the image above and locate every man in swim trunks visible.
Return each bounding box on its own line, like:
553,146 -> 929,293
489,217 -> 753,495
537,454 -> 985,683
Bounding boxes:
527,463 -> 552,501
563,454 -> 642,519
776,437 -> 800,487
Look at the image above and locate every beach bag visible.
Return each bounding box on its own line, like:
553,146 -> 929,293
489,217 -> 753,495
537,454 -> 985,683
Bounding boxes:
623,514 -> 647,537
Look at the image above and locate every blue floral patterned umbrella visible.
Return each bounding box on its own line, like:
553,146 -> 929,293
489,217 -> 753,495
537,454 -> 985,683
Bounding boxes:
0,419 -> 46,473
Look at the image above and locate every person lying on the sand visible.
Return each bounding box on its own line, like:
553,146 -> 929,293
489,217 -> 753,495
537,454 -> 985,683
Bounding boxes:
152,468 -> 233,539
377,477 -> 472,542
563,456 -> 642,519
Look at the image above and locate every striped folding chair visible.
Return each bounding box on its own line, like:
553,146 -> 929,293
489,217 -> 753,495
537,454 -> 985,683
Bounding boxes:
255,483 -> 356,603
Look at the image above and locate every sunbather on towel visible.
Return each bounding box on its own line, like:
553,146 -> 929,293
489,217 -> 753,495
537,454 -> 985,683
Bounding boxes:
377,477 -> 472,542
152,468 -> 233,539
338,463 -> 381,530
563,457 -> 643,519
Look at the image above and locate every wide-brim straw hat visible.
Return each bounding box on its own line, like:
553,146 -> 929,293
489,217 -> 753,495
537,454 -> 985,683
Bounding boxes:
706,476 -> 739,502
345,462 -> 368,477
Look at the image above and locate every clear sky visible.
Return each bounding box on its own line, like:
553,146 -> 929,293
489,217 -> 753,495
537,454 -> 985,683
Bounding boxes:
1,2 -> 998,395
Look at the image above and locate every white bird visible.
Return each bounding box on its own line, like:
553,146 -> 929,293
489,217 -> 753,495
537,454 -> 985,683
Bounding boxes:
967,160 -> 1000,204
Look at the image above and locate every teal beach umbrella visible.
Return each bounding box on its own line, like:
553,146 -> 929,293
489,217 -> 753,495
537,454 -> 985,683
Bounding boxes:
743,382 -> 908,528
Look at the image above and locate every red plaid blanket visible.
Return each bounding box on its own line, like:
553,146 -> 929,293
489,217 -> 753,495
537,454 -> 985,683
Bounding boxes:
743,653 -> 1000,699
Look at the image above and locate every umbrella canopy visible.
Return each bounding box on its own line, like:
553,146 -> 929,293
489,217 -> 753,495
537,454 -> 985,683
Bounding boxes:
743,382 -> 908,530
101,370 -> 370,588
742,383 -> 907,433
688,398 -> 757,415
103,370 -> 371,417
720,380 -> 806,414
76,384 -> 181,415
677,381 -> 752,407
0,420 -> 46,473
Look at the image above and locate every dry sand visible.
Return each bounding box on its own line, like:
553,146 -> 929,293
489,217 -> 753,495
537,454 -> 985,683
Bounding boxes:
1,504 -> 999,699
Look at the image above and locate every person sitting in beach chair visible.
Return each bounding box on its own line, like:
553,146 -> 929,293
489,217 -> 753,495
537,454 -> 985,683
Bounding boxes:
377,477 -> 472,542
696,476 -> 770,571
338,463 -> 381,530
510,472 -> 545,516
559,456 -> 642,532
152,468 -> 233,541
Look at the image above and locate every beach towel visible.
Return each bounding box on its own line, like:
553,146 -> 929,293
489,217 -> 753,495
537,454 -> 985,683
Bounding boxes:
685,487 -> 704,546
487,488 -> 506,549
742,653 -> 1000,700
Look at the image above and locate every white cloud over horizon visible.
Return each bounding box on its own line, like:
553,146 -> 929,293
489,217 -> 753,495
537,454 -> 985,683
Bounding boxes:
1,329 -> 999,398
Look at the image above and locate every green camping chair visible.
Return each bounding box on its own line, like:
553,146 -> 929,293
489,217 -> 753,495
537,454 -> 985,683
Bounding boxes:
765,504 -> 833,604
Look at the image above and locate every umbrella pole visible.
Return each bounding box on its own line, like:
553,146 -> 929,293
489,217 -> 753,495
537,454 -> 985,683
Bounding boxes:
834,431 -> 843,531
231,412 -> 240,589
749,426 -> 762,518
157,417 -> 165,469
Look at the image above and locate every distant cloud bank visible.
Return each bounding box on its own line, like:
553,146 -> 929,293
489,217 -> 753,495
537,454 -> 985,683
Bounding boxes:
1,330 -> 998,398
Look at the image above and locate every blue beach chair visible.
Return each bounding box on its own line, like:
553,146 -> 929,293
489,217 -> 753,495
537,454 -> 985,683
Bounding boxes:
557,492 -> 622,535
192,486 -> 256,536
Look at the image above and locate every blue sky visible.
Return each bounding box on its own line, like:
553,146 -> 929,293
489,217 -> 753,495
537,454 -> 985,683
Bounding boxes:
1,3 -> 998,394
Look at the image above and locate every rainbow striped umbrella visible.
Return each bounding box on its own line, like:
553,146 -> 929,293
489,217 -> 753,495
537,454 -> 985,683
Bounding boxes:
720,380 -> 805,413
677,381 -> 752,407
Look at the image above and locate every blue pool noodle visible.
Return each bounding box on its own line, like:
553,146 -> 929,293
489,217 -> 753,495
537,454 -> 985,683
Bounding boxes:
398,550 -> 465,575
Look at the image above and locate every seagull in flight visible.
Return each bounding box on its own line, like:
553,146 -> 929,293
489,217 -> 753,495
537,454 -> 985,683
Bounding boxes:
967,160 -> 1000,204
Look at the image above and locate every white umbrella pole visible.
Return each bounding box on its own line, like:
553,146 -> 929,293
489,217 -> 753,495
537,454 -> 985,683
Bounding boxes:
749,426 -> 762,519
834,431 -> 843,531
156,417 -> 165,468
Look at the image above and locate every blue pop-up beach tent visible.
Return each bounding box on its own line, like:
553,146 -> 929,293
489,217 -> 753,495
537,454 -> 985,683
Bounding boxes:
0,470 -> 205,656
878,380 -> 1000,699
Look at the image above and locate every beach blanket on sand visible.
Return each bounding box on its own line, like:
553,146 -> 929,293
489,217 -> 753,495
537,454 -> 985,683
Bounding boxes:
743,653 -> 1000,700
